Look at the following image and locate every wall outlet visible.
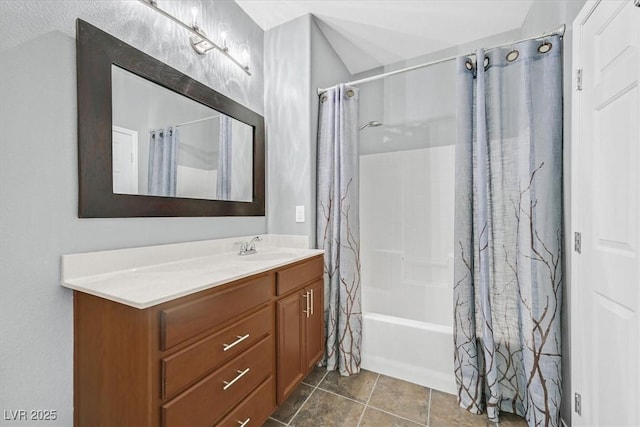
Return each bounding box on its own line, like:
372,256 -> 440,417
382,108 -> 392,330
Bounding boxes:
295,205 -> 305,223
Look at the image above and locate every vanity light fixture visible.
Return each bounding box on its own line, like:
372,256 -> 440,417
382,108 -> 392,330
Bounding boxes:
138,0 -> 251,75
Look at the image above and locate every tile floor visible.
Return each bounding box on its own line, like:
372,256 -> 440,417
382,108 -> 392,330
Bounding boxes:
264,368 -> 528,427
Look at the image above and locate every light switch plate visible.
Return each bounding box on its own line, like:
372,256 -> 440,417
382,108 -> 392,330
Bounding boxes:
295,205 -> 305,223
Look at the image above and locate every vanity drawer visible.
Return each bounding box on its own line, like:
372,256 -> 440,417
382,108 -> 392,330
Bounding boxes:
276,256 -> 323,296
162,336 -> 273,427
160,274 -> 273,350
217,376 -> 276,427
162,306 -> 272,399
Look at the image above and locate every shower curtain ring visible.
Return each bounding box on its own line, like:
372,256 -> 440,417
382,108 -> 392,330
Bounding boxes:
506,40 -> 519,62
538,33 -> 552,54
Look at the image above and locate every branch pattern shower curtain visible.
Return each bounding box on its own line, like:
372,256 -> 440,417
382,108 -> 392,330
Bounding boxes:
148,127 -> 179,197
453,36 -> 563,426
217,115 -> 232,200
317,84 -> 362,375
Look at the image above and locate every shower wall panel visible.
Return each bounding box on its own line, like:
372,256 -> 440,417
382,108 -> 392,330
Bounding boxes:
360,145 -> 455,327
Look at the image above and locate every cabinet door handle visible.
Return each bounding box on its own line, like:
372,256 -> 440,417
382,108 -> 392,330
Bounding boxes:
237,418 -> 251,426
223,368 -> 250,390
223,334 -> 250,351
310,289 -> 314,315
302,291 -> 310,318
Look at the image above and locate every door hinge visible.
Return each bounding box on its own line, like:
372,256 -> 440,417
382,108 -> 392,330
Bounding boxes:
574,232 -> 582,253
576,69 -> 583,91
575,393 -> 582,415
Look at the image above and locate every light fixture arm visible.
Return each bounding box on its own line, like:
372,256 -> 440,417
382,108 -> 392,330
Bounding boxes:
138,0 -> 251,75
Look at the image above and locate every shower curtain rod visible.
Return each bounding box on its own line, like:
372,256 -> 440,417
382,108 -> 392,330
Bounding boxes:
317,24 -> 565,95
176,115 -> 220,127
147,115 -> 221,132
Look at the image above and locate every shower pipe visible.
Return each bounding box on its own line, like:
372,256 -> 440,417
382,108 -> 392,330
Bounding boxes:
317,24 -> 565,95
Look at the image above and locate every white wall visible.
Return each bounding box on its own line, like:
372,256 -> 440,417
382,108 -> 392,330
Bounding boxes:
0,1 -> 264,425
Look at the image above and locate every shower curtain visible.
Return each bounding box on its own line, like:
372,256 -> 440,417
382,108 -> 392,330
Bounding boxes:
148,127 -> 179,197
316,84 -> 362,376
453,36 -> 563,426
217,115 -> 232,200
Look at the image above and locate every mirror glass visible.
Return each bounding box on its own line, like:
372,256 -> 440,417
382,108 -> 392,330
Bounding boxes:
111,65 -> 253,202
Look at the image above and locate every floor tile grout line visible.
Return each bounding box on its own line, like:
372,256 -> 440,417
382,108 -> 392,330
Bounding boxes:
279,369 -> 442,427
313,374 -> 429,426
356,373 -> 380,427
285,369 -> 329,426
313,385 -> 368,406
364,403 -> 428,427
284,387 -> 316,427
360,375 -> 429,427
275,369 -> 525,427
426,388 -> 432,427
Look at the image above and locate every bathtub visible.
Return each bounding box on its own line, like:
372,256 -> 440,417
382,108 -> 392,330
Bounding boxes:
361,312 -> 456,394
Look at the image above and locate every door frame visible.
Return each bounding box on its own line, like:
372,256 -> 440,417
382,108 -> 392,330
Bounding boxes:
570,1 -> 639,425
112,125 -> 139,194
570,2 -> 599,424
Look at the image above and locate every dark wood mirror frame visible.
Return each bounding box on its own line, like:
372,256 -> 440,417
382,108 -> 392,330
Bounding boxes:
76,19 -> 265,217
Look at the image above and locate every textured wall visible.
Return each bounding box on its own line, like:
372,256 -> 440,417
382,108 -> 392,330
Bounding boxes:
264,14 -> 350,247
0,0 -> 264,113
0,1 -> 264,425
309,18 -> 351,248
264,15 -> 311,240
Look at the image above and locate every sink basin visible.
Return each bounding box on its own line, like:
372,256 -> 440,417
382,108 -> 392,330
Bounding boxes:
238,249 -> 303,262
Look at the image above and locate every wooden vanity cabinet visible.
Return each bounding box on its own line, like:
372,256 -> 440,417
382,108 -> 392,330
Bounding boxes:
275,257 -> 325,403
73,272 -> 276,427
73,255 -> 325,426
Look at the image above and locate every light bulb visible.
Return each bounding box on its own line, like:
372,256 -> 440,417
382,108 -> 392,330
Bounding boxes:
240,44 -> 250,70
219,23 -> 230,50
191,7 -> 198,27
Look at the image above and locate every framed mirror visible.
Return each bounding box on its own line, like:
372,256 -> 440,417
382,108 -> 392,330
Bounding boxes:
76,19 -> 265,217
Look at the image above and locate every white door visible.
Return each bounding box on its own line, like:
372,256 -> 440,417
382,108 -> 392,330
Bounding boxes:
112,126 -> 139,194
572,1 -> 640,426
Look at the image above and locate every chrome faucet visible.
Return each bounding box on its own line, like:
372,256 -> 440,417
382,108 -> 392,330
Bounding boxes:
235,236 -> 262,256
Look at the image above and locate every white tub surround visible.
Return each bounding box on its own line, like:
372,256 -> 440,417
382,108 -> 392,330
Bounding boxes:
361,313 -> 456,395
61,234 -> 322,308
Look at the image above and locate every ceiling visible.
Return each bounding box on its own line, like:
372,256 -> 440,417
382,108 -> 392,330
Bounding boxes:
236,0 -> 534,74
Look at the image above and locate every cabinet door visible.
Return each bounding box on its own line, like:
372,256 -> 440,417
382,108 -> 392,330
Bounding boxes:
276,292 -> 305,403
304,280 -> 325,372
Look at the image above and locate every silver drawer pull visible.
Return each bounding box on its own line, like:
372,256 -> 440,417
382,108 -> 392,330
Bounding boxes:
223,368 -> 250,390
223,334 -> 250,351
302,291 -> 309,318
237,418 -> 250,427
310,289 -> 314,315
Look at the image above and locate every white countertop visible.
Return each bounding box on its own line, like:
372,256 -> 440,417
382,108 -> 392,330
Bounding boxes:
61,235 -> 323,309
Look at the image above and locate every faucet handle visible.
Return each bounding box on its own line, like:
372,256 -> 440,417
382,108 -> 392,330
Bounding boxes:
234,241 -> 247,251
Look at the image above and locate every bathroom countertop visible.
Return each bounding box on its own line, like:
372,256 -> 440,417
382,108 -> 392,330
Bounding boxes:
61,235 -> 323,309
